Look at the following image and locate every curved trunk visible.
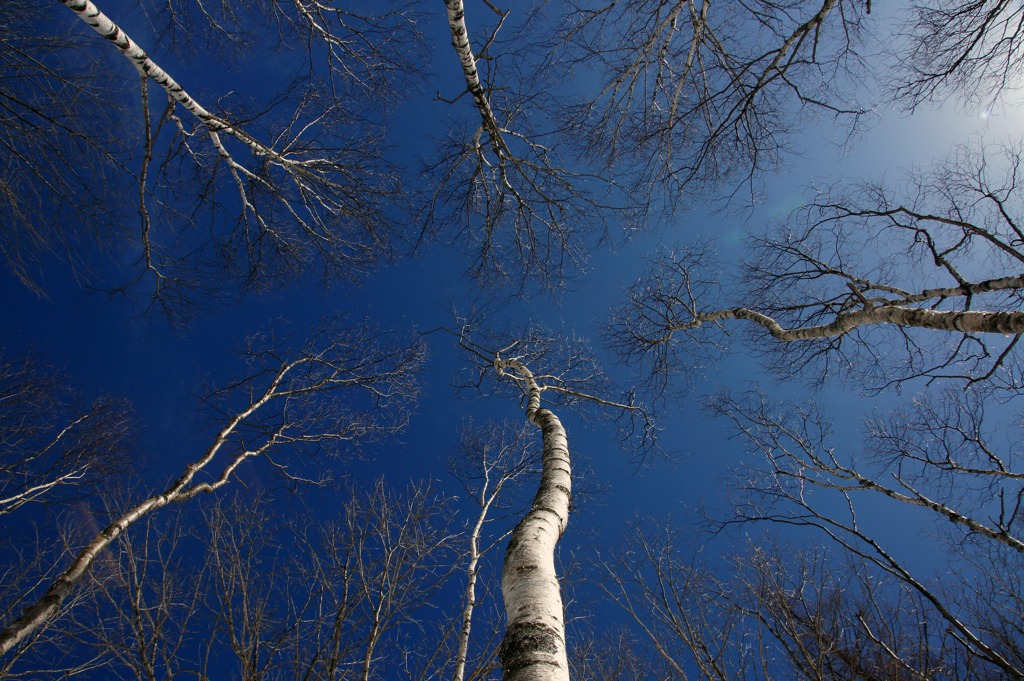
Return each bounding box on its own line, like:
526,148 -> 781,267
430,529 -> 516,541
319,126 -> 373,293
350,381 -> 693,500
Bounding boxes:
496,360 -> 571,681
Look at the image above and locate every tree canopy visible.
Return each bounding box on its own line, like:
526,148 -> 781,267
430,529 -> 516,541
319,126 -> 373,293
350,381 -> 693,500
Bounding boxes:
1,0 -> 1023,678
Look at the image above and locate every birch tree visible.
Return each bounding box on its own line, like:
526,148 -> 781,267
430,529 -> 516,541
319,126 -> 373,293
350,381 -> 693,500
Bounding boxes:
890,0 -> 1024,110
65,502 -> 210,681
430,0 -> 627,289
0,317 -> 425,659
0,521 -> 111,678
454,323 -> 654,681
446,421 -> 537,681
609,140 -> 1024,394
557,0 -> 868,204
431,0 -> 1024,291
14,482 -> 460,680
557,0 -> 1024,202
199,480 -> 458,681
601,137 -> 1024,677
430,0 -> 865,285
710,387 -> 1024,678
5,0 -> 421,321
131,0 -> 424,95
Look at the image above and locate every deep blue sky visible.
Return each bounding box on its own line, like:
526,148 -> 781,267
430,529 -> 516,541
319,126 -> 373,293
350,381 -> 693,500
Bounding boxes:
4,0 -> 1020,563
2,0 -> 1023,676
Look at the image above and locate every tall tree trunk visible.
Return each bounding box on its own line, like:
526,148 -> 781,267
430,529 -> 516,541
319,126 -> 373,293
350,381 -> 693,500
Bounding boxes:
496,359 -> 571,681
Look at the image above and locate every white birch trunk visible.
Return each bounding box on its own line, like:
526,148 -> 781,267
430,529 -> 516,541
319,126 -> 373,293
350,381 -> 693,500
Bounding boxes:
61,0 -> 217,123
495,359 -> 571,681
685,304 -> 1024,339
441,0 -> 509,153
60,0 -> 288,166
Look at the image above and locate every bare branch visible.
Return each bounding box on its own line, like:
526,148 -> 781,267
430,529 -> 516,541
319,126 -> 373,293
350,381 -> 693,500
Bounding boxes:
891,0 -> 1024,110
558,0 -> 869,204
0,353 -> 130,515
611,141 -> 1024,393
711,388 -> 1024,677
428,1 -> 632,290
0,317 -> 425,657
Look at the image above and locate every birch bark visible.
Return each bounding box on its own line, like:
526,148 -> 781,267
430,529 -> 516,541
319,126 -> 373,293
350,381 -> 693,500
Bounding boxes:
452,473 -> 499,681
681,304 -> 1024,339
441,0 -> 507,150
60,0 -> 270,156
452,504 -> 486,681
495,359 -> 571,681
56,0 -> 402,307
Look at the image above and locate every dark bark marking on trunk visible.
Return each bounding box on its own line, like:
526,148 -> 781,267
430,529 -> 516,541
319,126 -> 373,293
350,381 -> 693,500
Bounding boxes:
500,621 -> 563,675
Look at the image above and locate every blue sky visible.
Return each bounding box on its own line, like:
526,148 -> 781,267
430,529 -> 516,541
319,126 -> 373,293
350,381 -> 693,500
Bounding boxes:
3,0 -> 1024,677
4,0 -> 1017,548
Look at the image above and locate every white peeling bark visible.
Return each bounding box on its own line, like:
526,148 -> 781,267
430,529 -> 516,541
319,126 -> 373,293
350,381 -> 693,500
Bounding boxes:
59,0 -> 285,164
61,0 -> 222,128
495,359 -> 570,681
684,303 -> 1024,340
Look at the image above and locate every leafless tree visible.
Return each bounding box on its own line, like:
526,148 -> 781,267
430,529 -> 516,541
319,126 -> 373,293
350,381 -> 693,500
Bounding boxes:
4,0 -> 423,322
556,0 -> 1024,202
133,0 -> 424,96
6,479 -> 460,680
569,627 -> 674,680
890,0 -> 1024,111
430,0 -> 870,287
0,316 -> 425,659
596,519 -> 761,679
0,360 -> 129,672
198,480 -> 458,681
0,524 -> 115,679
0,353 -> 130,516
335,478 -> 459,681
733,543 -> 964,679
446,420 -> 537,681
598,515 -> 965,679
599,130 -> 1024,679
451,320 -> 654,681
63,500 -> 210,681
0,0 -> 130,295
456,321 -> 657,458
709,386 -> 1024,678
428,1 -> 629,290
556,0 -> 868,204
200,495 -> 304,681
609,140 -> 1024,394
430,0 -> 1024,292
